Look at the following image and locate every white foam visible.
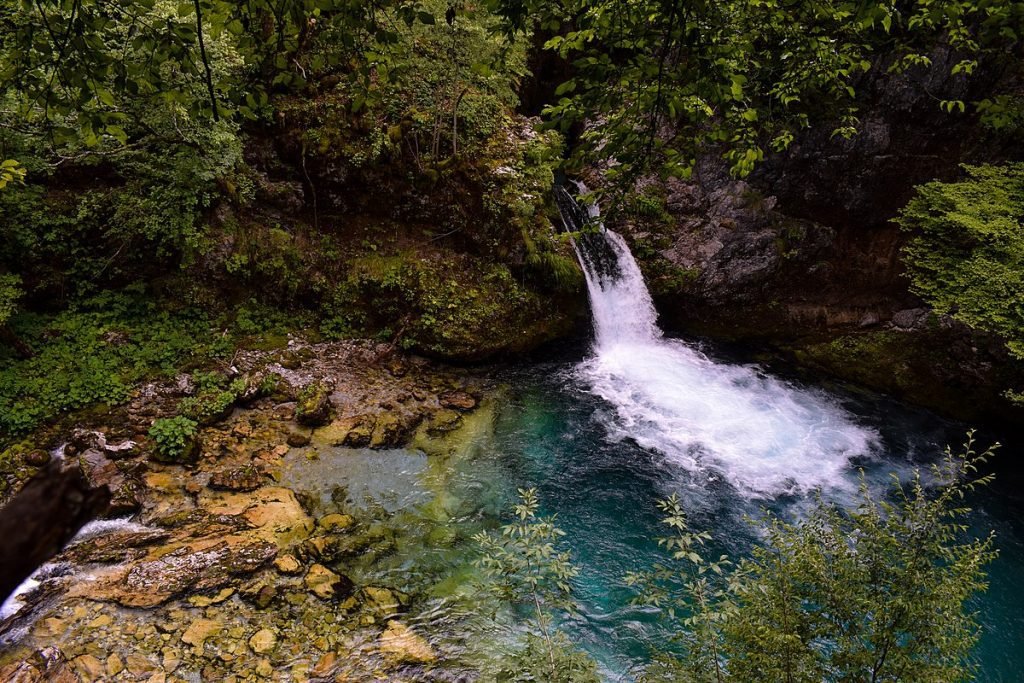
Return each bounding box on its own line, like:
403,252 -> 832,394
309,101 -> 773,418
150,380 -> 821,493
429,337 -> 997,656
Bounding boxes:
562,188 -> 878,498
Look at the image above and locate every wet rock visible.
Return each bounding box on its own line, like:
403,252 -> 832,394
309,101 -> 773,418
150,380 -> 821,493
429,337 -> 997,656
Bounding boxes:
378,621 -> 437,665
892,307 -> 930,330
125,654 -> 159,678
25,450 -> 51,467
208,466 -> 264,492
304,563 -> 354,600
90,540 -> 276,608
239,580 -> 278,609
78,449 -> 143,515
187,587 -> 235,607
439,391 -> 477,412
248,628 -> 278,654
317,513 -> 354,533
181,618 -> 222,648
295,382 -> 332,426
105,654 -> 124,677
286,430 -> 311,447
369,412 -> 419,449
273,554 -> 303,575
426,409 -> 462,435
361,586 -> 408,614
72,654 -> 105,680
316,415 -> 375,448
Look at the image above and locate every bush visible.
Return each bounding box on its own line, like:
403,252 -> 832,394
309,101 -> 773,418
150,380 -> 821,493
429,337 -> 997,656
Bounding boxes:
149,416 -> 199,464
897,163 -> 1024,403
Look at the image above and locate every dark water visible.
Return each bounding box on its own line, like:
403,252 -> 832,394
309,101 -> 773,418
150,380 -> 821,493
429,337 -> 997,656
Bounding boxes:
477,355 -> 1024,681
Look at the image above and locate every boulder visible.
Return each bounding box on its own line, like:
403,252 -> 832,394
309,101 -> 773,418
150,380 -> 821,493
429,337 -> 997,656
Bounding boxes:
439,391 -> 477,412
248,628 -> 278,654
295,383 -> 332,426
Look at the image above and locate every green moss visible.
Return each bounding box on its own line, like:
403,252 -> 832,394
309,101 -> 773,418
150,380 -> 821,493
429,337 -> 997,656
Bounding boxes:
319,251 -> 574,359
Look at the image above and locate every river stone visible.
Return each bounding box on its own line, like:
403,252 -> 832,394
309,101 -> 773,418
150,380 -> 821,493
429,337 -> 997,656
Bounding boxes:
90,540 -> 276,608
439,391 -> 477,411
248,628 -> 278,654
72,654 -> 105,680
208,466 -> 264,492
105,654 -> 124,677
378,621 -> 436,665
370,412 -> 417,449
426,409 -> 462,435
25,449 -> 51,467
273,554 -> 303,575
181,618 -> 222,648
286,430 -> 311,447
317,513 -> 354,533
304,563 -> 353,600
295,383 -> 332,426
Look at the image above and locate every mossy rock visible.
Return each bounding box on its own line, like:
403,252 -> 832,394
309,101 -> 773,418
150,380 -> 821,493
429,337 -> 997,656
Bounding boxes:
295,382 -> 332,427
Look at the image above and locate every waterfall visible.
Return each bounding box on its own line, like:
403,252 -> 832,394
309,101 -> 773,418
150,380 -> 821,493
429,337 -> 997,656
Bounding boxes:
557,186 -> 877,498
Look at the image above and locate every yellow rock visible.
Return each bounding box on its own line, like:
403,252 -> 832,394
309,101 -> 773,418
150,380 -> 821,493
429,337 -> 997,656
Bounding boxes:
248,628 -> 278,654
86,614 -> 112,629
378,621 -> 436,665
106,654 -> 124,677
72,654 -> 105,681
181,618 -> 222,648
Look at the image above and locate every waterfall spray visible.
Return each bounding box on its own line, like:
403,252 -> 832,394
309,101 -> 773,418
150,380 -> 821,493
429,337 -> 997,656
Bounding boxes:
557,186 -> 877,498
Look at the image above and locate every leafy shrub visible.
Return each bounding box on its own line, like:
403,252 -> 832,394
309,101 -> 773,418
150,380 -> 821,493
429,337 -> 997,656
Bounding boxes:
897,163 -> 1024,403
149,416 -> 199,463
630,434 -> 999,682
0,290 -> 231,442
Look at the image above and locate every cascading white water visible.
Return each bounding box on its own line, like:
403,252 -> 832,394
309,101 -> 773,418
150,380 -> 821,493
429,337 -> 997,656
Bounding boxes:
559,186 -> 877,498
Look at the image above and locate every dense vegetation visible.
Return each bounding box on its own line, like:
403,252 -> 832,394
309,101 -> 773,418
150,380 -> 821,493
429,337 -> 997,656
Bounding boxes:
0,1 -> 1021,678
898,164 -> 1024,404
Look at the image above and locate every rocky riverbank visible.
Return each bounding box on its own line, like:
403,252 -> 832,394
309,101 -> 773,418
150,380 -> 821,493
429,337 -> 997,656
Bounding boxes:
0,340 -> 499,682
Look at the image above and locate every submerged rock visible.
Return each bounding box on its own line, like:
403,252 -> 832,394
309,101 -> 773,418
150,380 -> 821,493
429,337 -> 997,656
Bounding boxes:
378,621 -> 437,665
315,415 -> 375,448
304,563 -> 354,600
426,409 -> 462,435
208,466 -> 264,492
248,628 -> 278,654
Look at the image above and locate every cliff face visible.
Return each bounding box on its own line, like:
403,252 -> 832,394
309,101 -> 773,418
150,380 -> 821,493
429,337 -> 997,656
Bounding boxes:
611,52 -> 1024,422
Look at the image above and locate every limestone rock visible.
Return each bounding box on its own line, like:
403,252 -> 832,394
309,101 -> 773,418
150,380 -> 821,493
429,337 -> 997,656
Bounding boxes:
426,409 -> 462,435
208,466 -> 264,492
181,618 -> 222,648
304,563 -> 353,601
90,540 -> 276,608
273,554 -> 303,575
439,391 -> 477,411
316,513 -> 354,533
295,382 -> 332,426
378,621 -> 437,665
72,654 -> 104,680
316,415 -> 375,448
248,628 -> 278,654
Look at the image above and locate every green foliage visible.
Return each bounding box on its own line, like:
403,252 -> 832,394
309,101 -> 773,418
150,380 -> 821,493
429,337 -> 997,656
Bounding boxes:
319,251 -> 563,358
0,289 -> 231,442
475,488 -> 600,683
0,159 -> 25,189
487,0 -> 1024,183
179,373 -> 245,425
0,273 -> 22,328
633,433 -> 999,683
897,164 -> 1024,402
148,415 -> 199,463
